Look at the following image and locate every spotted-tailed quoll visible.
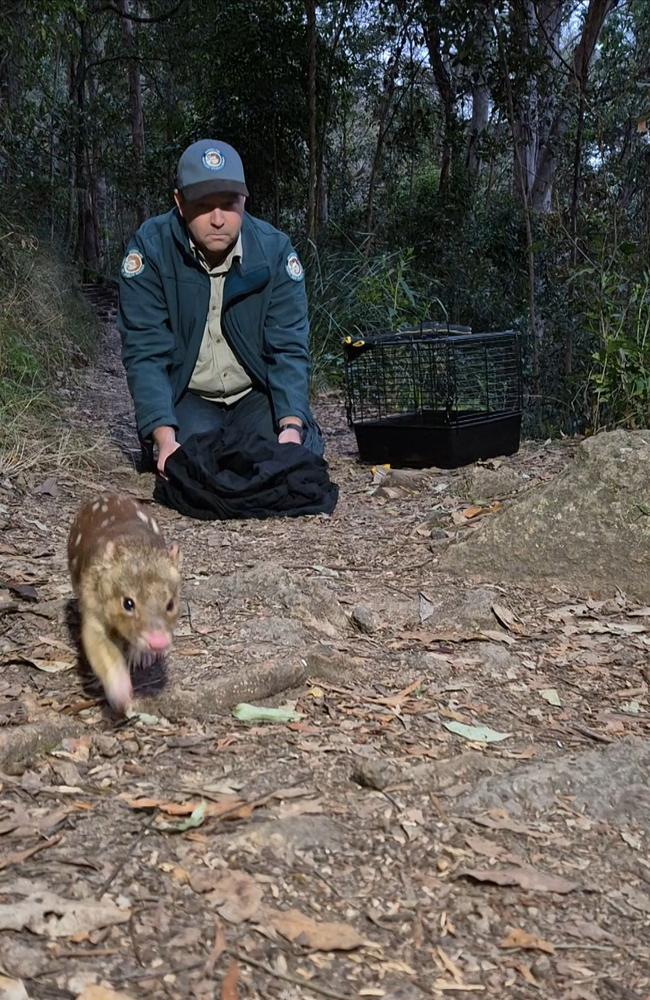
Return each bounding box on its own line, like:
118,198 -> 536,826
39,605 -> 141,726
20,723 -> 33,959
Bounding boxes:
67,493 -> 182,713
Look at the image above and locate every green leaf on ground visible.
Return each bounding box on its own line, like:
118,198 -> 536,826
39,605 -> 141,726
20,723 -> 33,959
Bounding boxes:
232,703 -> 303,724
443,721 -> 512,743
157,801 -> 207,833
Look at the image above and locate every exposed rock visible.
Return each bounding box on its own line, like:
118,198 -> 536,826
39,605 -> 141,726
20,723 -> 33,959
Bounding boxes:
238,615 -> 307,647
0,721 -> 84,772
215,562 -> 348,637
457,738 -> 650,828
462,464 -> 524,501
305,646 -> 367,682
224,816 -> 344,861
352,757 -> 401,790
351,604 -> 380,634
475,641 -> 521,672
440,430 -> 650,600
421,586 -> 502,633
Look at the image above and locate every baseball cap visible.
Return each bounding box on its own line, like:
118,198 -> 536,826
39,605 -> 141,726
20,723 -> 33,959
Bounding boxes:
176,139 -> 249,201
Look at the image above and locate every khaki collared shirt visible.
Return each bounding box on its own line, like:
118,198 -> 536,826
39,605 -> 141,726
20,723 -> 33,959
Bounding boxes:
188,233 -> 252,403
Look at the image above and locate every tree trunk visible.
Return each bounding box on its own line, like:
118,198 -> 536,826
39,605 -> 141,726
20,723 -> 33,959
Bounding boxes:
71,17 -> 101,276
365,20 -> 410,236
530,0 -> 619,212
421,2 -> 457,191
0,1 -> 25,186
119,0 -> 147,226
305,0 -> 318,243
465,75 -> 490,178
315,0 -> 350,236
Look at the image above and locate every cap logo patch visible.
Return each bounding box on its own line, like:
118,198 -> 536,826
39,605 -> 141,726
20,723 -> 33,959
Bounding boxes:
202,148 -> 225,171
286,252 -> 304,281
121,250 -> 145,278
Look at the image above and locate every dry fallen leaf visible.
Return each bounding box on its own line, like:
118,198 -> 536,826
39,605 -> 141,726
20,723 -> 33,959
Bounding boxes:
464,833 -> 524,866
221,960 -> 240,1000
491,603 -> 518,631
459,865 -> 578,894
514,963 -> 541,988
263,907 -> 366,951
468,810 -> 548,839
499,927 -> 555,954
0,835 -> 61,872
443,721 -> 512,743
539,688 -> 561,707
463,504 -> 496,520
191,870 -> 263,924
435,946 -> 464,983
620,830 -> 642,851
17,655 -> 74,674
432,982 -> 484,993
419,592 -> 435,623
478,629 -> 516,646
0,974 -> 29,1000
77,988 -> 136,1000
0,880 -> 130,938
127,795 -> 249,819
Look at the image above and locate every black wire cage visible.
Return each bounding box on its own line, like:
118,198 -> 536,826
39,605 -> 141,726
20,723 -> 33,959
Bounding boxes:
343,322 -> 523,468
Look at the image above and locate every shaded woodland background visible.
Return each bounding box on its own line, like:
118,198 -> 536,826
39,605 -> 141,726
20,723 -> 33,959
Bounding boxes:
1,0 -> 649,439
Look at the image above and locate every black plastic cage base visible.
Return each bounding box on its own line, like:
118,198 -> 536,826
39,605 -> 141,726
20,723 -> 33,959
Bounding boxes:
352,410 -> 522,468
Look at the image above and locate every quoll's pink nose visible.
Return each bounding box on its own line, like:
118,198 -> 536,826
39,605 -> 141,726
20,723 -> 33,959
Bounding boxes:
146,631 -> 171,653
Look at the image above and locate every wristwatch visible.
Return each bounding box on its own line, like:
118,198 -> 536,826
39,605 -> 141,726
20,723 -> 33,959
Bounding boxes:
279,421 -> 305,443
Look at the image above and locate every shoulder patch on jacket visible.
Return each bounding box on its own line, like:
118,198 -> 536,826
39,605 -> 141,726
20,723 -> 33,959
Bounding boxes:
121,249 -> 145,278
285,252 -> 304,281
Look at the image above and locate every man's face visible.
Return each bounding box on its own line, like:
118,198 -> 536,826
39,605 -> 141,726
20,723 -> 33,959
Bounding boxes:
174,190 -> 245,256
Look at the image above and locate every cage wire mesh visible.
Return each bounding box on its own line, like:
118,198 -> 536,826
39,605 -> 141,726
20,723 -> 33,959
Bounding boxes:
344,325 -> 522,426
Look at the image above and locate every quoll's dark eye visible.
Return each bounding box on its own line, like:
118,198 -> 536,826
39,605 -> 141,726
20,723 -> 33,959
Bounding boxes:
166,599 -> 175,613
122,597 -> 135,612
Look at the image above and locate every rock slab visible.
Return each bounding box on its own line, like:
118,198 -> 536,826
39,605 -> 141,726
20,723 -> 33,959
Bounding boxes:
440,430 -> 650,599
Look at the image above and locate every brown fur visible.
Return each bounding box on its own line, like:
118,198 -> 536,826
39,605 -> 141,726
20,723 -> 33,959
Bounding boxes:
68,493 -> 182,712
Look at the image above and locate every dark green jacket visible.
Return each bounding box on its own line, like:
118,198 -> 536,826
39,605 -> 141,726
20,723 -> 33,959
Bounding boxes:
117,208 -> 316,444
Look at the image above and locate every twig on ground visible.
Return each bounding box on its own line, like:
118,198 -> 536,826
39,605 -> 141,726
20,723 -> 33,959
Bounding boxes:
226,948 -> 356,1000
95,810 -> 157,898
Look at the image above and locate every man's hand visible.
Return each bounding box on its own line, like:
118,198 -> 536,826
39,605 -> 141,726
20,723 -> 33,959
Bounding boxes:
278,418 -> 303,446
153,425 -> 181,476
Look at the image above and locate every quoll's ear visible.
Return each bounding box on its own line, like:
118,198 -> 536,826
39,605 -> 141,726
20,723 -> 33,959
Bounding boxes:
168,543 -> 182,568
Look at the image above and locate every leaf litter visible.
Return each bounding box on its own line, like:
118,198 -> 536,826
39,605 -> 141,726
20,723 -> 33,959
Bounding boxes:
0,335 -> 649,997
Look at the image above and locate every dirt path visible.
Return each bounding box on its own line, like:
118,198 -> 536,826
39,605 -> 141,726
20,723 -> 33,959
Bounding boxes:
0,299 -> 649,1000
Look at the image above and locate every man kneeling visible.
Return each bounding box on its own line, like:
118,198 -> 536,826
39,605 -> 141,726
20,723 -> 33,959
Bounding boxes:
118,137 -> 323,479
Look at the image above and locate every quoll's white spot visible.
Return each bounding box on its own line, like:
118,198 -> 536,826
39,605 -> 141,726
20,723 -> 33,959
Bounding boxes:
100,503 -> 108,513
71,556 -> 78,570
74,532 -> 82,547
100,518 -> 109,528
151,520 -> 160,535
92,501 -> 100,512
137,510 -> 148,523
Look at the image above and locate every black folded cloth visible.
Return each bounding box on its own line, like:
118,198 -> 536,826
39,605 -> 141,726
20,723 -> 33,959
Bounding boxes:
153,427 -> 339,520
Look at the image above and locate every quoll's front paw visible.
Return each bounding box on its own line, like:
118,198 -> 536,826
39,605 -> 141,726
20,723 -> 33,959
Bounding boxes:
105,669 -> 133,715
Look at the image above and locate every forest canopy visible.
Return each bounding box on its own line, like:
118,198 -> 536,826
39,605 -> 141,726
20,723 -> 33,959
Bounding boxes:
1,0 -> 649,434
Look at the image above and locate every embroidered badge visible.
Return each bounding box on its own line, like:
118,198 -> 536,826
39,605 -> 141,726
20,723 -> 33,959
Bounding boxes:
202,147 -> 225,171
121,249 -> 145,278
286,252 -> 304,281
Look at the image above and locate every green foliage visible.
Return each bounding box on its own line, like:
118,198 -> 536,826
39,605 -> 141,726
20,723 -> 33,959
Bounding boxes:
0,216 -> 97,433
588,269 -> 650,430
1,0 -> 648,438
306,241 -> 445,390
384,165 -> 528,332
